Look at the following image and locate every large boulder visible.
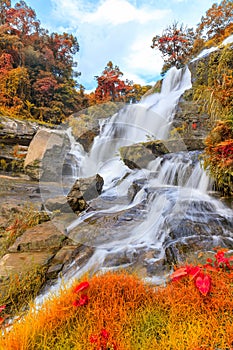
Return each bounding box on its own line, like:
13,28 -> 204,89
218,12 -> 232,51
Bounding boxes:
24,129 -> 70,181
120,144 -> 155,169
67,174 -> 104,213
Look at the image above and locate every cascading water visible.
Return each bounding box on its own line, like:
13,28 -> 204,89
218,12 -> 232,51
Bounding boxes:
76,66 -> 192,178
39,65 -> 233,298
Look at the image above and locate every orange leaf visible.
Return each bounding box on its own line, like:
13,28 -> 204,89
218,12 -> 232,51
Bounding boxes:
170,267 -> 188,281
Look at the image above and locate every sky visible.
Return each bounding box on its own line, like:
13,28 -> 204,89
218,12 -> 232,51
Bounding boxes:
12,0 -> 219,92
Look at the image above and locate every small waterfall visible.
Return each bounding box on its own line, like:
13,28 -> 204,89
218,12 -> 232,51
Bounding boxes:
77,66 -> 192,178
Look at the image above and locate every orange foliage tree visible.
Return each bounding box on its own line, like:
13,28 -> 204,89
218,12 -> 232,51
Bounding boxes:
196,0 -> 233,44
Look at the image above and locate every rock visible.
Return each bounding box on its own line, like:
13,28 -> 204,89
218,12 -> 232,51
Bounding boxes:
0,252 -> 53,277
172,90 -> 211,140
170,51 -> 218,140
0,116 -> 38,146
24,129 -> 70,181
120,144 -> 155,169
8,221 -> 66,253
68,201 -> 147,246
68,115 -> 100,153
120,139 -> 205,170
144,140 -> 171,155
0,116 -> 40,173
45,196 -> 71,213
67,174 -> 104,213
76,128 -> 99,153
45,244 -> 94,281
57,245 -> 94,276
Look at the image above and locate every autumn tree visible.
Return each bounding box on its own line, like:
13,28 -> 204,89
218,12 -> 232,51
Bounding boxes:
196,0 -> 233,44
6,1 -> 40,42
0,0 -> 11,25
124,84 -> 152,103
151,22 -> 195,74
0,0 -> 85,123
94,61 -> 132,103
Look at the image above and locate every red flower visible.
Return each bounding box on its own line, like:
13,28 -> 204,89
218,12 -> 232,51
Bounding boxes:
73,281 -> 90,294
100,329 -> 109,340
73,294 -> 89,307
195,274 -> 211,296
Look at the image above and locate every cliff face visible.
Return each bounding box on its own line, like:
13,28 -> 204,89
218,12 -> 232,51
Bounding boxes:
172,44 -> 233,141
171,53 -> 213,140
0,117 -> 39,173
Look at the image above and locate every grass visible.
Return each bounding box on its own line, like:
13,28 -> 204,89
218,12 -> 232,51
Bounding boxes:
1,251 -> 233,350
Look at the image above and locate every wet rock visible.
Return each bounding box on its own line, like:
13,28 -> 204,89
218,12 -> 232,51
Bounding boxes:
164,236 -> 227,267
68,201 -> 147,246
24,129 -> 70,181
67,174 -> 104,213
61,245 -> 94,276
120,144 -> 155,169
8,221 -> 66,253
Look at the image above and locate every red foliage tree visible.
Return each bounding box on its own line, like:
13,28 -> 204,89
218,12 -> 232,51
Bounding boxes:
6,0 -> 40,42
94,61 -> 132,103
151,22 -> 195,73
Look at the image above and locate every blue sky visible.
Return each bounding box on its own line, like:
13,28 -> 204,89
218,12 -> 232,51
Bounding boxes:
12,0 -> 219,91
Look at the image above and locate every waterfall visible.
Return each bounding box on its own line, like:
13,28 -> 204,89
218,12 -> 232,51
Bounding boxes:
73,66 -> 192,178
37,65 -> 233,302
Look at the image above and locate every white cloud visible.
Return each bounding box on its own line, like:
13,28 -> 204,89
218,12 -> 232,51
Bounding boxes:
83,0 -> 170,25
49,0 -> 170,88
48,0 -> 218,90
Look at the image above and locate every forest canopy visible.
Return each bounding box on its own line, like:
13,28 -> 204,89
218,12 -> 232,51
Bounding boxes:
0,0 -> 88,123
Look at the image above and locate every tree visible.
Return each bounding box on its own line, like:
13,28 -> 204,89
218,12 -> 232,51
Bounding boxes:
151,22 -> 195,74
48,32 -> 79,79
0,0 -> 84,122
6,0 -> 40,42
94,61 -> 132,103
196,0 -> 233,43
125,84 -> 152,103
0,0 -> 11,25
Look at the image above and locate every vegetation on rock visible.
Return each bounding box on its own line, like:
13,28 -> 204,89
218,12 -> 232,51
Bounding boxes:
193,46 -> 233,195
